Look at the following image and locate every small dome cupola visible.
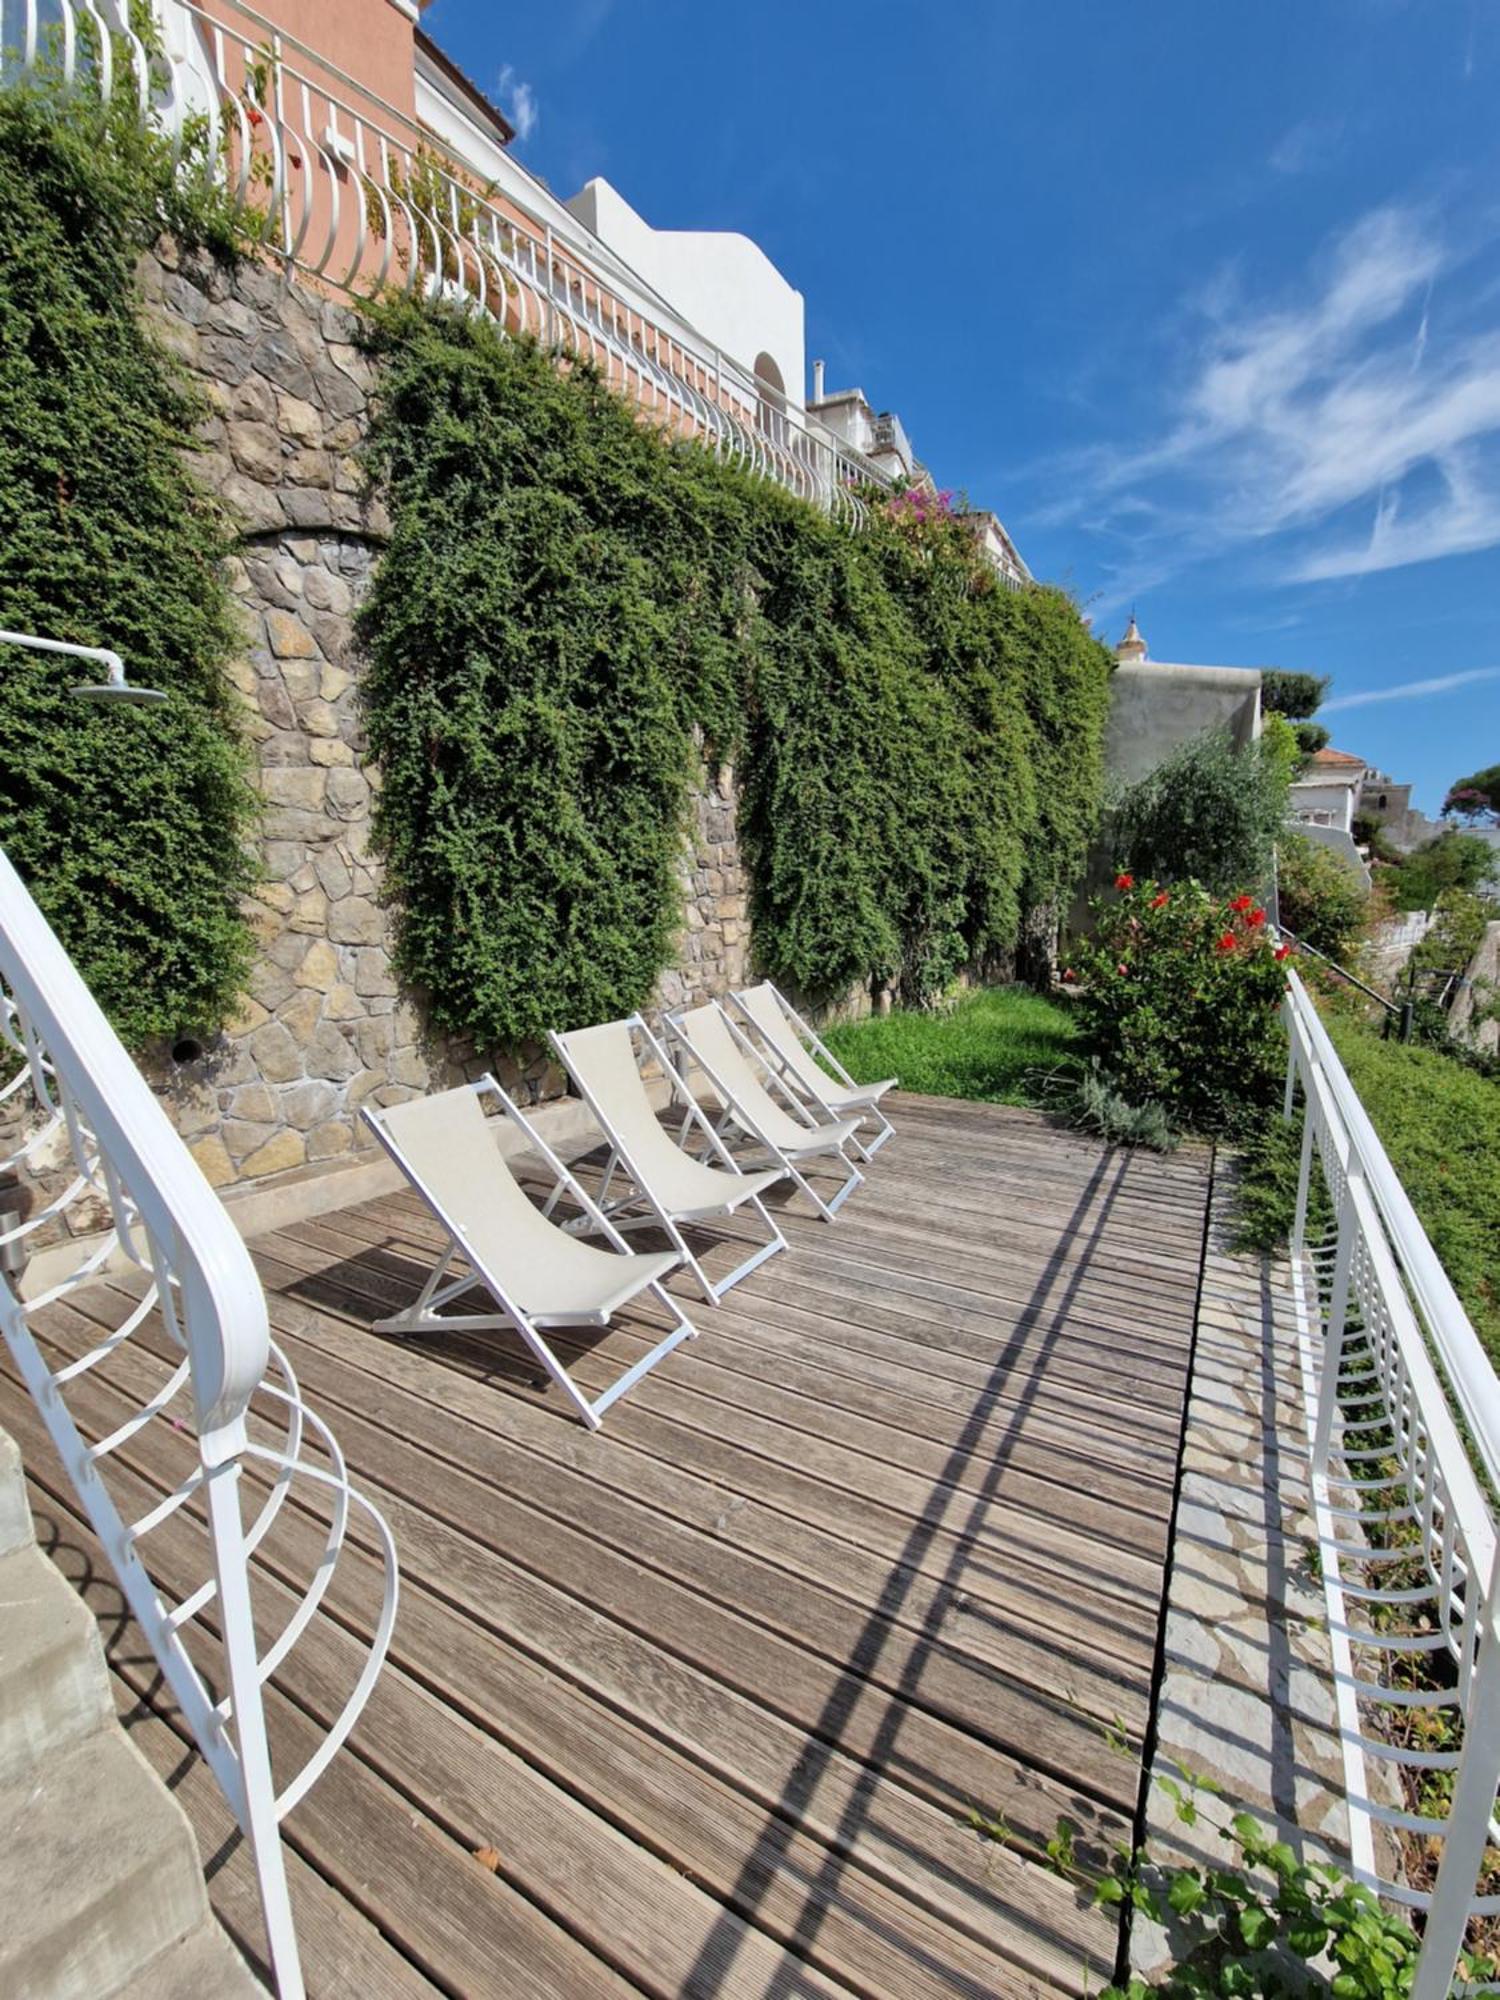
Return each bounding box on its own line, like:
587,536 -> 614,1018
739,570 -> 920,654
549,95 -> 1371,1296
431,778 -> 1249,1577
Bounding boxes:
1116,613 -> 1148,664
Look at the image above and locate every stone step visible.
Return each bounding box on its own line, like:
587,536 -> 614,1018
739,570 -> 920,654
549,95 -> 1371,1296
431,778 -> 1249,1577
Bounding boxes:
0,1424 -> 261,1996
0,1423 -> 35,1555
0,1726 -> 210,1998
112,1917 -> 266,1998
0,1541 -> 114,1788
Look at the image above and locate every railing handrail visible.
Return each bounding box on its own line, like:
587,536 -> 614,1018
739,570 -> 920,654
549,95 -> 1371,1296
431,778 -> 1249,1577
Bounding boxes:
0,851 -> 271,1432
1279,924 -> 1402,1019
1284,968 -> 1500,1489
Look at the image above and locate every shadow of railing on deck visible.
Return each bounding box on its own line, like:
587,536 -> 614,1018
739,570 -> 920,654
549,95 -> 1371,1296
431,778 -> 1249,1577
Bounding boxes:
679,1144 -> 1153,1997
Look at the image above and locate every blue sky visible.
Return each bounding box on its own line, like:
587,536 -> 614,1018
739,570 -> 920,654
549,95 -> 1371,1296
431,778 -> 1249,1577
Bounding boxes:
424,0 -> 1500,814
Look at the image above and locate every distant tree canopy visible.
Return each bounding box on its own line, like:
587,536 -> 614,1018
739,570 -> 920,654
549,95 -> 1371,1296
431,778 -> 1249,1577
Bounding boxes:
1444,764 -> 1500,823
1260,669 -> 1331,770
1260,670 -> 1329,721
1387,830 -> 1499,913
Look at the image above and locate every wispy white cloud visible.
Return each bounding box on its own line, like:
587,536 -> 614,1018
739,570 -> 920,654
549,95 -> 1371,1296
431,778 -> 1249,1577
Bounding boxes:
1321,664 -> 1500,713
558,0 -> 616,65
1046,203 -> 1500,593
496,64 -> 539,142
1269,117 -> 1346,177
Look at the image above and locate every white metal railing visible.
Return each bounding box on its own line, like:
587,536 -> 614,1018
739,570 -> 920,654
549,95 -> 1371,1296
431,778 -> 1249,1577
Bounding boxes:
0,643 -> 397,2000
1,0 -> 893,524
1283,968 -> 1500,1997
3,0 -> 1039,579
0,836 -> 399,2000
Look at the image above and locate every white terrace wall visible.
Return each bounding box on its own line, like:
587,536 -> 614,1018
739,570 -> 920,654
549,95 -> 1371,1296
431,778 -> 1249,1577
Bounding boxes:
136,244 -> 754,1199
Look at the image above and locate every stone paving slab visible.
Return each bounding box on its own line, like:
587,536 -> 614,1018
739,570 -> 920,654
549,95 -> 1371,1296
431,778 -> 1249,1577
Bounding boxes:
1131,1159 -> 1350,1979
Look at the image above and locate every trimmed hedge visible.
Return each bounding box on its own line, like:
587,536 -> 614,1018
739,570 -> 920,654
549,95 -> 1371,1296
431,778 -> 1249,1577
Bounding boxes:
359,300 -> 1113,1046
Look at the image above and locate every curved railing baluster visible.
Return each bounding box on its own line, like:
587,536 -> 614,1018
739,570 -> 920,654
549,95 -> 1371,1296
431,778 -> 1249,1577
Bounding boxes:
1284,970 -> 1500,1998
0,836 -> 399,2000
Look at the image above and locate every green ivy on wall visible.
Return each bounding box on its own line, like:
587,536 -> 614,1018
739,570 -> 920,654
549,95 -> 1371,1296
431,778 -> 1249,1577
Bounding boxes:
360,298 -> 1113,1044
0,73 -> 257,1048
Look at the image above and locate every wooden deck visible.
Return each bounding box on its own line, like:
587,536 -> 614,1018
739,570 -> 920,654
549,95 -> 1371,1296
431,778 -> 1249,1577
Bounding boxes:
4,1093 -> 1213,1998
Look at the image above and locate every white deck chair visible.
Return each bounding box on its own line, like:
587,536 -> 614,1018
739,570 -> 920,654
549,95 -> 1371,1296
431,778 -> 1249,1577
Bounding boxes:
549,1014 -> 788,1305
731,981 -> 897,1160
363,1077 -> 696,1430
666,1001 -> 865,1221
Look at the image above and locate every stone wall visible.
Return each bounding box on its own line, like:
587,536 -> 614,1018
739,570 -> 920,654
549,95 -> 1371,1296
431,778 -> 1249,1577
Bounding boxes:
1450,920 -> 1500,1055
135,244 -> 765,1196
658,754 -> 750,1015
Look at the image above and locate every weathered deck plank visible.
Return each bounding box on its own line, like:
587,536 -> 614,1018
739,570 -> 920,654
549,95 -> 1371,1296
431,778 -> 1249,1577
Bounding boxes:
1,1092 -> 1211,1997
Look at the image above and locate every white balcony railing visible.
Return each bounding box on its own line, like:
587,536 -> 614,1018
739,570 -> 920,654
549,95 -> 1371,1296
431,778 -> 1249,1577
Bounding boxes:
3,0 -> 905,525
1284,968 -> 1500,1998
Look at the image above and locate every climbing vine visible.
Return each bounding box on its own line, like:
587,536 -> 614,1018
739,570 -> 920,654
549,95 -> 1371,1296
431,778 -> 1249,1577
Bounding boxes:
0,61 -> 258,1047
359,297 -> 1112,1044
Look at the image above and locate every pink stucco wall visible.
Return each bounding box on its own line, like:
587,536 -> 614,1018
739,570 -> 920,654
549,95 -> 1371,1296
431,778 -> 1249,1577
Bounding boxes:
190,0 -> 418,123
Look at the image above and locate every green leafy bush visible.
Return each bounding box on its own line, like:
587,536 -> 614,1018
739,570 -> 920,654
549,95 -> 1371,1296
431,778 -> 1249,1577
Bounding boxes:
1276,831 -> 1368,961
356,310 -> 715,1046
1068,875 -> 1288,1134
359,299 -> 1112,1041
1407,887 -> 1494,985
0,66 -> 257,1046
1111,729 -> 1290,898
1042,1056 -> 1177,1150
1330,1017 -> 1500,1361
1230,1006 -> 1499,1360
1100,1809 -> 1425,1997
1386,830 -> 1498,912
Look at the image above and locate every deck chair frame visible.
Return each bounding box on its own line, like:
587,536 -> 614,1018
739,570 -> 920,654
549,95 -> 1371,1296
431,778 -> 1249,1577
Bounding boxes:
363,1076 -> 697,1431
731,982 -> 896,1161
665,1001 -> 865,1222
547,1014 -> 788,1306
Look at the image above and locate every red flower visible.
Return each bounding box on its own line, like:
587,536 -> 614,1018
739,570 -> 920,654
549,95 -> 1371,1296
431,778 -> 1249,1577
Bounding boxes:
1062,967 -> 1076,981
246,105 -> 263,127
1151,890 -> 1169,909
1116,962 -> 1129,977
1247,907 -> 1266,927
1274,944 -> 1292,961
1215,931 -> 1237,952
1114,872 -> 1135,891
1229,894 -> 1253,913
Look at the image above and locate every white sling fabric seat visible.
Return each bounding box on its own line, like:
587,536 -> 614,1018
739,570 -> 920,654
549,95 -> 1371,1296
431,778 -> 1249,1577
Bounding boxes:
732,981 -> 897,1159
667,1001 -> 865,1221
550,1015 -> 787,1303
363,1078 -> 696,1429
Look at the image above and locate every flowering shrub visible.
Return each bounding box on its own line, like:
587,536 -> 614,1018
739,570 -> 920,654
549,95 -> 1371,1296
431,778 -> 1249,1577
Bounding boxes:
887,485 -> 956,531
1068,877 -> 1289,1134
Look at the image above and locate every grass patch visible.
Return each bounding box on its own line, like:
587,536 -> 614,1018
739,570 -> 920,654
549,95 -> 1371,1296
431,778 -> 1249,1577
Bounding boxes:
821,984 -> 1080,1107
